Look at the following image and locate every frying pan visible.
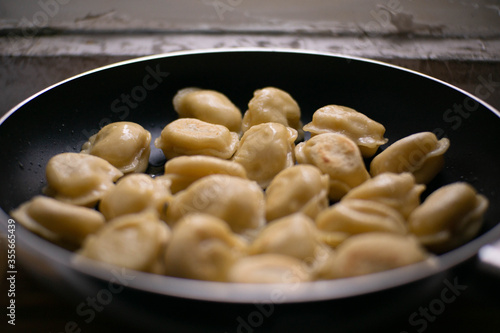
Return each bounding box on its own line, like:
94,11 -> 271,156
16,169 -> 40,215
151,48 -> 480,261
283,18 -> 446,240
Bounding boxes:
1,49 -> 499,332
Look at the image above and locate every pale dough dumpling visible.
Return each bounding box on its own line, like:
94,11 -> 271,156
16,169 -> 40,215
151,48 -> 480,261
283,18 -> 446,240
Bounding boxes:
370,132 -> 450,184
333,233 -> 428,278
44,152 -> 123,207
295,133 -> 370,200
408,182 -> 489,253
165,174 -> 265,234
163,155 -> 247,194
164,213 -> 247,282
241,87 -> 302,137
303,105 -> 388,157
154,118 -> 239,160
232,122 -> 297,189
265,165 -> 329,221
99,173 -> 172,221
316,199 -> 407,248
173,87 -> 242,133
81,121 -> 151,174
79,209 -> 171,272
343,172 -> 425,219
10,195 -> 105,246
227,254 -> 311,284
249,213 -> 323,262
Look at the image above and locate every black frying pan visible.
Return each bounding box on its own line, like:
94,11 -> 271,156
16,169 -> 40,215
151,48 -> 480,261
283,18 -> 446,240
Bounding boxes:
1,49 -> 499,332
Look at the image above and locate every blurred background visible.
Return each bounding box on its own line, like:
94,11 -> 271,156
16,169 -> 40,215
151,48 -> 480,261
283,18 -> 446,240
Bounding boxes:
1,0 -> 499,114
0,0 -> 499,332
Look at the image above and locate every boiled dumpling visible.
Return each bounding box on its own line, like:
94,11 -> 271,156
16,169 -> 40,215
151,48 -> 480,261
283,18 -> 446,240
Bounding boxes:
165,174 -> 265,234
302,105 -> 388,157
333,233 -> 428,278
315,199 -> 407,248
295,133 -> 370,200
265,164 -> 329,221
81,121 -> 151,174
10,195 -> 105,246
79,209 -> 170,272
163,155 -> 247,194
342,172 -> 425,219
99,173 -> 172,220
241,87 -> 302,138
370,132 -> 450,184
233,122 -> 297,189
408,182 -> 489,253
155,118 -> 239,160
249,213 -> 324,262
173,87 -> 242,133
164,213 -> 247,282
44,152 -> 123,207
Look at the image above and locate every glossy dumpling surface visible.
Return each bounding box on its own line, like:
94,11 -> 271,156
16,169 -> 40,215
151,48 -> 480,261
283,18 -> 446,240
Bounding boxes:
370,132 -> 450,184
303,105 -> 388,157
99,173 -> 172,220
163,155 -> 247,194
44,152 -> 123,207
265,164 -> 329,221
81,121 -> 151,174
165,174 -> 265,234
232,122 -> 297,189
295,133 -> 370,200
241,87 -> 302,137
155,118 -> 239,160
173,87 -> 242,133
164,213 -> 247,281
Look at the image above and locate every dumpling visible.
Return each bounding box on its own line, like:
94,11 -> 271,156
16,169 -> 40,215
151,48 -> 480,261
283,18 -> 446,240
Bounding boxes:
369,132 -> 450,184
99,173 -> 172,221
295,133 -> 370,200
154,118 -> 239,160
232,122 -> 297,189
265,165 -> 329,221
44,152 -> 123,207
342,172 -> 425,219
81,121 -> 151,174
173,87 -> 242,133
333,233 -> 429,278
163,155 -> 247,194
164,213 -> 247,282
10,195 -> 105,246
227,254 -> 311,284
315,199 -> 407,248
241,87 -> 302,138
165,174 -> 265,234
79,209 -> 171,272
249,213 -> 324,262
408,182 -> 489,253
303,105 -> 388,157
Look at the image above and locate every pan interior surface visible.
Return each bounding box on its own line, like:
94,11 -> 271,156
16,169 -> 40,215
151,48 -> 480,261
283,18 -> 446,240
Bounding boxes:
1,49 -> 499,303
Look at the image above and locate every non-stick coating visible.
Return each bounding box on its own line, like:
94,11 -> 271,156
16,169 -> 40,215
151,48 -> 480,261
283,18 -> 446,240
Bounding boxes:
0,49 -> 499,331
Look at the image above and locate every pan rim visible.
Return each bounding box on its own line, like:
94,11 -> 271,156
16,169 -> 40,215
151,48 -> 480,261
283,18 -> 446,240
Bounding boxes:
1,47 -> 499,304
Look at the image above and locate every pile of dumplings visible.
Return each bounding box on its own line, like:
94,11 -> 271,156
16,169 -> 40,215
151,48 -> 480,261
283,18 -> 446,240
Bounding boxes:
11,86 -> 489,283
